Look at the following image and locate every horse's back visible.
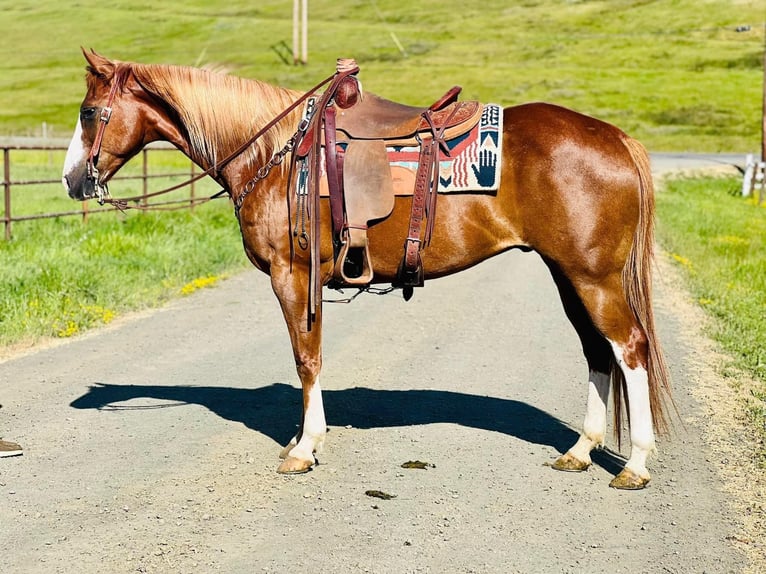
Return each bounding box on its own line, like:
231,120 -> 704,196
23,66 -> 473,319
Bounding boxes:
504,101 -> 629,136
502,102 -> 636,168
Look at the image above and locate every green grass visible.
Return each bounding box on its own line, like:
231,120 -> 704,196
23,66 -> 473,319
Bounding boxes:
0,0 -> 763,152
657,177 -> 766,466
0,203 -> 247,345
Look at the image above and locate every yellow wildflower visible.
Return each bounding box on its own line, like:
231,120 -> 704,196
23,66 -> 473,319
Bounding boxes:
180,275 -> 221,295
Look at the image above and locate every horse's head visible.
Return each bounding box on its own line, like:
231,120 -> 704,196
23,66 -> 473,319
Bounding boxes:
63,50 -> 304,203
62,50 -> 170,202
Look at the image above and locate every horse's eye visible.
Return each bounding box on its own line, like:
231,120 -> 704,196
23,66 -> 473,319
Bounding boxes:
80,107 -> 97,121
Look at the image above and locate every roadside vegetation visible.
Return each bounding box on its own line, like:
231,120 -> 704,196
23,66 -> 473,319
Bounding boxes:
657,176 -> 766,466
0,150 -> 247,349
0,200 -> 247,348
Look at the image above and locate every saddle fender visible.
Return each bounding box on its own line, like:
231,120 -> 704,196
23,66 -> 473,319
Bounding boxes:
333,139 -> 395,284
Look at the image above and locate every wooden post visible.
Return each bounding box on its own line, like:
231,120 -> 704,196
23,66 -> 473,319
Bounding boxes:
301,0 -> 308,65
742,154 -> 754,197
293,0 -> 300,65
142,148 -> 149,208
3,148 -> 11,240
293,0 -> 308,65
190,161 -> 196,212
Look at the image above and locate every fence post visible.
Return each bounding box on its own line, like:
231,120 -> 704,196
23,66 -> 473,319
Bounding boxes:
743,154 -> 754,197
3,148 -> 11,240
142,148 -> 149,208
190,161 -> 196,212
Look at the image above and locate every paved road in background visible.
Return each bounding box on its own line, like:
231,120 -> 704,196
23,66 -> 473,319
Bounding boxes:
650,152 -> 745,176
0,157 -> 754,573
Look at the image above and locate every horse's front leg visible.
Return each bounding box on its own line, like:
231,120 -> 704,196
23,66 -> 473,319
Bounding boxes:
270,265 -> 326,474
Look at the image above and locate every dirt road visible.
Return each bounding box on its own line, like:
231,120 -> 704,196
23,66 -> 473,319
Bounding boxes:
0,157 -> 761,573
1,248 -> 759,574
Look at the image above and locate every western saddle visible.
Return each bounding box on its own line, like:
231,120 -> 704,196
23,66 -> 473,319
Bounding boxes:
292,59 -> 483,303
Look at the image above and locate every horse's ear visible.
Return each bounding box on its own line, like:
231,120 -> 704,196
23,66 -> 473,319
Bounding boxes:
81,48 -> 115,82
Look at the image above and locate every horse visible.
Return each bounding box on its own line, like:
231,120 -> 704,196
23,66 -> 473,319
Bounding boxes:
62,50 -> 673,490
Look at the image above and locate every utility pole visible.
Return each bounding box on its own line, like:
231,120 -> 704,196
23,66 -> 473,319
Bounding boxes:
293,0 -> 308,65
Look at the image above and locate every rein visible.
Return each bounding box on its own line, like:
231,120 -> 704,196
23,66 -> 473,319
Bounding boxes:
91,63 -> 358,210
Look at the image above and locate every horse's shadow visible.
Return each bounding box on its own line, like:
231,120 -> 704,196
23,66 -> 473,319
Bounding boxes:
70,382 -> 626,474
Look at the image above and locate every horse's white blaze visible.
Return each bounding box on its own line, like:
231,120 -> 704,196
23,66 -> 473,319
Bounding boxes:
287,379 -> 326,462
609,340 -> 655,477
62,118 -> 85,190
568,370 -> 610,462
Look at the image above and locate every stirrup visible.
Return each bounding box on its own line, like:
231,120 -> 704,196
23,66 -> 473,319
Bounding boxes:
334,228 -> 374,285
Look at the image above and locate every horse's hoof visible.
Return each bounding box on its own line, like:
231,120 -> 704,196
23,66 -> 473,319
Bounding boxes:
609,468 -> 650,490
277,456 -> 315,474
279,443 -> 295,460
551,452 -> 591,472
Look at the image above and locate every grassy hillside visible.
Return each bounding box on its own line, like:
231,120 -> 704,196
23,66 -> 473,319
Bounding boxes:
0,0 -> 763,152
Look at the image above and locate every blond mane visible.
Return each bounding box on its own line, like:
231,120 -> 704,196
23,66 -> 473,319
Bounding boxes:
126,62 -> 303,170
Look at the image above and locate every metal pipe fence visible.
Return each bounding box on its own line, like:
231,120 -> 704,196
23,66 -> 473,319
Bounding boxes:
1,138 -> 214,240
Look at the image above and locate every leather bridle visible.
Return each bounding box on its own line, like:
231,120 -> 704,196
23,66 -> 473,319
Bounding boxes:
85,66 -> 132,204
82,62 -> 358,208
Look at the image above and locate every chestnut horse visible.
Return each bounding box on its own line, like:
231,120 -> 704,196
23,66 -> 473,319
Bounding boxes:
62,51 -> 672,489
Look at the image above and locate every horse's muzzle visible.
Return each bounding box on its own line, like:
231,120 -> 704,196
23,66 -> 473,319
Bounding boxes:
63,172 -> 97,201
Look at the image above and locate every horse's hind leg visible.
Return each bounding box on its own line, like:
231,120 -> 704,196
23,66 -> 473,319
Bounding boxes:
606,336 -> 655,490
545,261 -> 613,472
549,265 -> 656,489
